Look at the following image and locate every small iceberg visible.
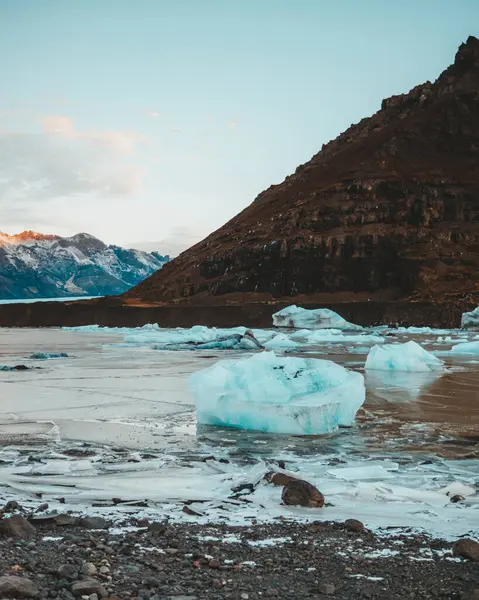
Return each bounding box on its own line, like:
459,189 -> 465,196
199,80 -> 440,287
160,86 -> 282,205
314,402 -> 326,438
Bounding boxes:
272,305 -> 361,330
365,340 -> 444,372
29,352 -> 69,360
461,307 -> 479,328
450,340 -> 479,355
189,351 -> 365,435
153,330 -> 264,351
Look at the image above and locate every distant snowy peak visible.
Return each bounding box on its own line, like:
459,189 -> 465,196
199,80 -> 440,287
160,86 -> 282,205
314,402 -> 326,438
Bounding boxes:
0,231 -> 170,300
0,230 -> 60,246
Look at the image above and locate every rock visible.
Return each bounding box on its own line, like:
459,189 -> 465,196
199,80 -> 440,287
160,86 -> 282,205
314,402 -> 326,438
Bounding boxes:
454,538 -> 479,562
78,517 -> 107,530
319,583 -> 335,595
0,575 -> 39,597
58,565 -> 78,580
3,500 -> 21,512
98,566 -> 110,575
54,514 -> 79,526
71,580 -> 107,598
82,563 -> 98,577
0,514 -> 37,538
89,595 -> 99,600
344,519 -> 365,533
463,589 -> 479,600
182,505 -> 203,517
264,472 -> 299,486
148,522 -> 167,534
281,479 -> 325,508
208,559 -> 221,569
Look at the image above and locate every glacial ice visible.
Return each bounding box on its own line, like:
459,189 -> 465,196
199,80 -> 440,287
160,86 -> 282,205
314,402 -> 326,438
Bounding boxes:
461,307 -> 479,328
29,352 -> 69,359
272,305 -> 362,330
450,340 -> 479,355
189,351 -> 365,434
365,340 -> 444,372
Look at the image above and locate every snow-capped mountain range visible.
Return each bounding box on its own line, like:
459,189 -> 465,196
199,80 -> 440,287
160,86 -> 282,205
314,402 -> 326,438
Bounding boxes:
0,231 -> 170,300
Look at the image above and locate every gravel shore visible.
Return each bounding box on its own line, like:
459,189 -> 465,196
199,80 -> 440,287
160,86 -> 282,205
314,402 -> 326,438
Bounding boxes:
1,514 -> 478,600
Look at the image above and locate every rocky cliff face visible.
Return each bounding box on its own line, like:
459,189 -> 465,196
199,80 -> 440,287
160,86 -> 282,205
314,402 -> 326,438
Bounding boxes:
129,37 -> 479,305
0,232 -> 169,300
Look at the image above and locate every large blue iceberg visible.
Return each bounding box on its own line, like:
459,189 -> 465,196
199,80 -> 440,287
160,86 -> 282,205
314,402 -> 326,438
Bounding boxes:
189,351 -> 365,435
272,305 -> 361,330
365,340 -> 444,372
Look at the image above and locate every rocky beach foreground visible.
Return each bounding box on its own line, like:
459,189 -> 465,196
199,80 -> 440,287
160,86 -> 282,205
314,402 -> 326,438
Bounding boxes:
1,508 -> 479,600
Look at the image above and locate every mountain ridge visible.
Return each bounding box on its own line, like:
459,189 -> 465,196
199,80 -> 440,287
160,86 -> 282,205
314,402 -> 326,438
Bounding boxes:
0,231 -> 169,300
127,36 -> 479,305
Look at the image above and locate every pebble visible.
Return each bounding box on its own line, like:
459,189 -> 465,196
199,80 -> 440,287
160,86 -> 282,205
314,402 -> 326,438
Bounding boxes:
319,582 -> 335,595
0,575 -> 39,598
81,563 -> 97,577
71,580 -> 107,598
78,517 -> 107,530
58,564 -> 78,580
344,519 -> 365,533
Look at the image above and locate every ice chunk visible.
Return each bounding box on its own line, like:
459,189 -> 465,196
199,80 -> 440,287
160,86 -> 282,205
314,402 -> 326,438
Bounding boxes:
29,352 -> 69,359
365,341 -> 444,372
263,334 -> 299,349
450,340 -> 479,355
153,330 -> 264,351
189,351 -> 365,435
272,305 -> 362,330
461,307 -> 479,328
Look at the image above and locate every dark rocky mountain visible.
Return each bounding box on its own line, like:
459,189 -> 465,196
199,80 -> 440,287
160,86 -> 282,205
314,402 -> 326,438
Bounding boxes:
0,232 -> 169,300
127,36 -> 479,306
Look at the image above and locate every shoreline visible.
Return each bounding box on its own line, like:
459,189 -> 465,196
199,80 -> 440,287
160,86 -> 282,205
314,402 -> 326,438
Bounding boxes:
0,297 -> 476,329
1,514 -> 478,599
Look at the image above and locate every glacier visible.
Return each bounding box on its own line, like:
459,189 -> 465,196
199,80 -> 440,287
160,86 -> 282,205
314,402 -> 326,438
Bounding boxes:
189,351 -> 365,435
461,307 -> 479,328
272,305 -> 361,330
365,340 -> 444,372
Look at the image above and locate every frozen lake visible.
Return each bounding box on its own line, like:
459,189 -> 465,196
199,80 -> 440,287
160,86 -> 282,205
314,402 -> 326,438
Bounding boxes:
0,324 -> 478,539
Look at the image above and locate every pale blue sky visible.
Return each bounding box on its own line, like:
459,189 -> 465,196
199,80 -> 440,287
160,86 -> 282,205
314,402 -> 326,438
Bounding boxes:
0,0 -> 477,254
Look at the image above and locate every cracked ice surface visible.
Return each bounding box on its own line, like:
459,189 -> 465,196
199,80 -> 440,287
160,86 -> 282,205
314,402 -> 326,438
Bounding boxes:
0,326 -> 478,539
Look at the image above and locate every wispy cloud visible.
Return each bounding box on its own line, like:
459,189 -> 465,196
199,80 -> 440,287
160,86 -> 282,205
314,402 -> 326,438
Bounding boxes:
147,110 -> 160,119
228,120 -> 238,130
0,116 -> 145,212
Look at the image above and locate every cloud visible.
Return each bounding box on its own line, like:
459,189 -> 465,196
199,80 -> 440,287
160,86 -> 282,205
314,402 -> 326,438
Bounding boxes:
128,225 -> 207,257
0,116 -> 145,209
147,111 -> 160,118
228,120 -> 238,130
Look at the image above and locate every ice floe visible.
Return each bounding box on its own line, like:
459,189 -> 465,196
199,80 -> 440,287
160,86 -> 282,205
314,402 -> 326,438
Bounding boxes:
461,307 -> 479,328
365,341 -> 444,372
189,351 -> 365,434
28,352 -> 69,359
450,340 -> 479,355
272,305 -> 362,330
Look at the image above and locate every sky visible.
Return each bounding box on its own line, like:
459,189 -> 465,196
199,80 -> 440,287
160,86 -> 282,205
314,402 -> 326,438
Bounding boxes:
0,0 -> 478,255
